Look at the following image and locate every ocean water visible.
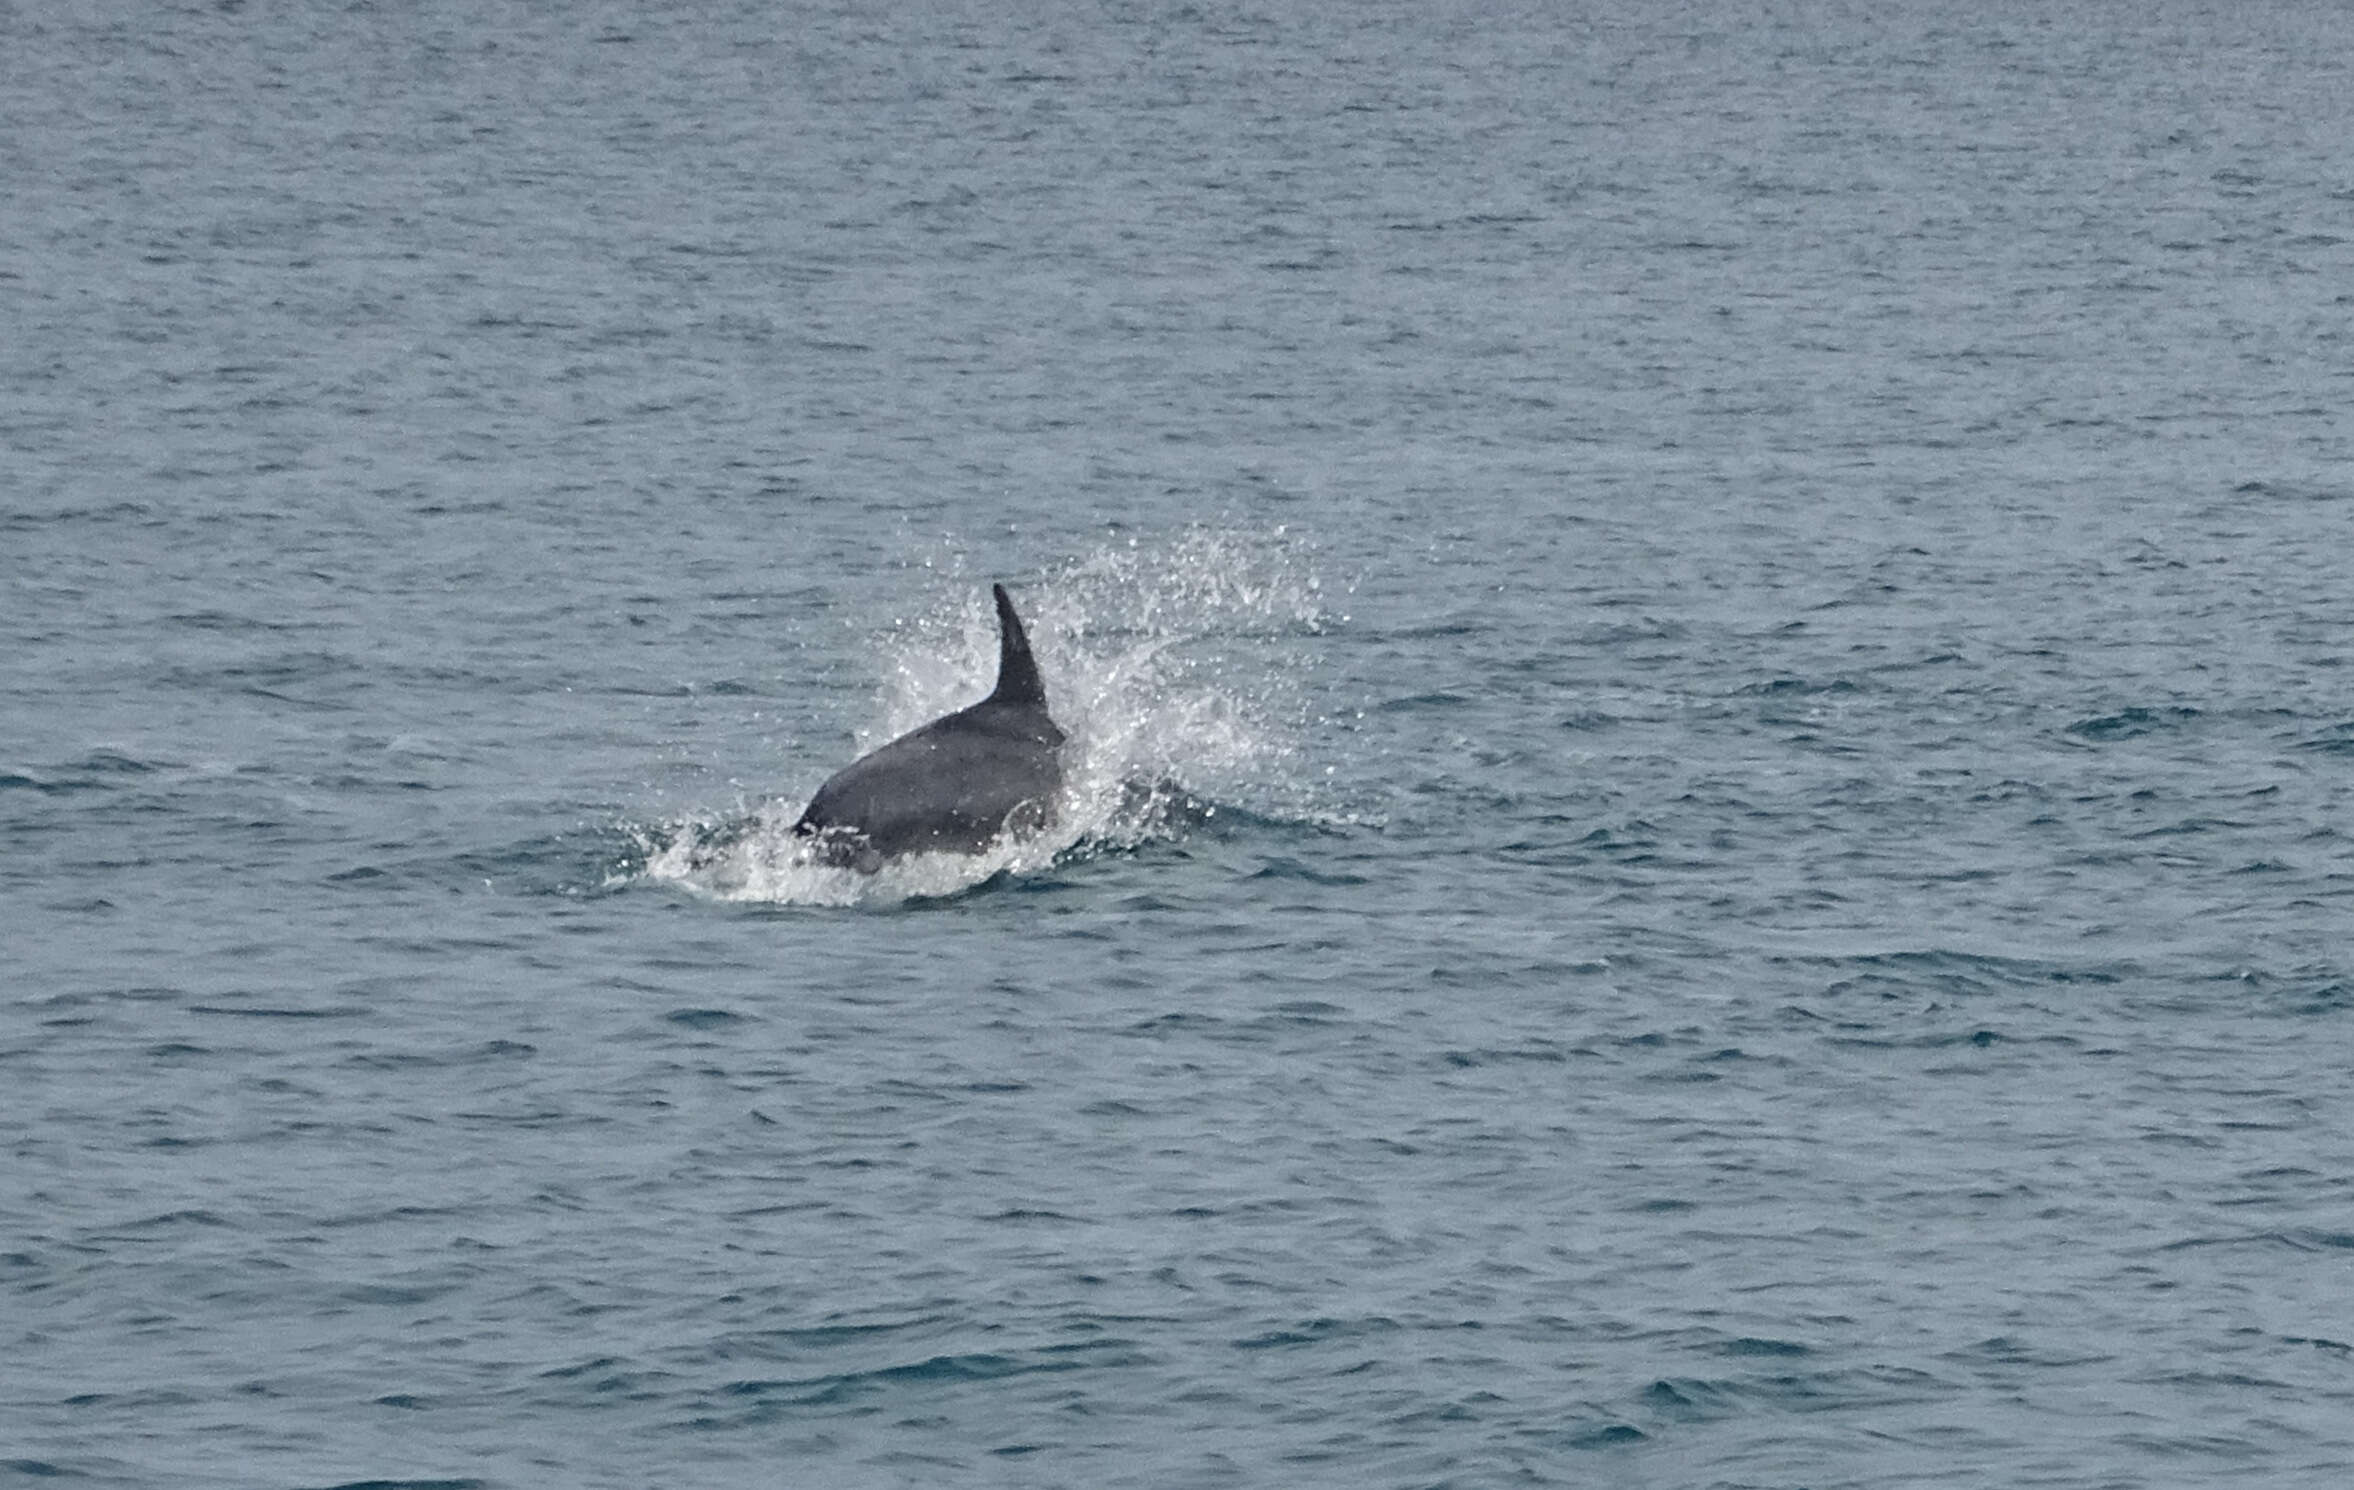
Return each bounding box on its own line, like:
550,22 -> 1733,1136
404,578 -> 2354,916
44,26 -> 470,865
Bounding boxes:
7,2 -> 2354,1486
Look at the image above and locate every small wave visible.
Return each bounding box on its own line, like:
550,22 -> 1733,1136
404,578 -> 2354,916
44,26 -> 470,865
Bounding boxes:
2296,721 -> 2354,756
295,1481 -> 488,1490
323,827 -> 649,899
2065,705 -> 2202,741
675,1339 -> 1145,1425
1740,676 -> 1862,697
1,750 -> 180,795
1772,945 -> 2133,991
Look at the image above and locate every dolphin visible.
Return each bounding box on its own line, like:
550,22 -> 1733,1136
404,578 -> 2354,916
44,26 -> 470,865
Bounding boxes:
792,584 -> 1066,873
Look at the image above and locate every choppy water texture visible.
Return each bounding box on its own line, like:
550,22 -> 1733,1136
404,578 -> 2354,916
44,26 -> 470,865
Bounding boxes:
7,3 -> 2354,1487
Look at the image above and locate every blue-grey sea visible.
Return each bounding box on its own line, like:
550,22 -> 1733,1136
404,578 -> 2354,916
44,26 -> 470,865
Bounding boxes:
7,3 -> 2354,1486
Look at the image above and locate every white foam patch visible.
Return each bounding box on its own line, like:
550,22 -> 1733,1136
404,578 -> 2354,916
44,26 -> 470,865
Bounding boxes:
638,529 -> 1331,906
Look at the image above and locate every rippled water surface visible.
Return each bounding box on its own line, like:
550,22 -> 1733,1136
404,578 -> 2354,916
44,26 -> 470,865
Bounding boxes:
7,3 -> 2354,1487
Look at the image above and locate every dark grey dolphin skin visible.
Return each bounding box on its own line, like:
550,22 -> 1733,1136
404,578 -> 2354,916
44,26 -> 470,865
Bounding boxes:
792,584 -> 1066,873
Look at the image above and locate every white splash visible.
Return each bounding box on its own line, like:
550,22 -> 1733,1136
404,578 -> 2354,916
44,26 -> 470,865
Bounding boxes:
638,529 -> 1329,905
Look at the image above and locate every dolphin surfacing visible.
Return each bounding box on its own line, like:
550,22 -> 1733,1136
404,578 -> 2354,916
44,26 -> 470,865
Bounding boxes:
792,584 -> 1066,873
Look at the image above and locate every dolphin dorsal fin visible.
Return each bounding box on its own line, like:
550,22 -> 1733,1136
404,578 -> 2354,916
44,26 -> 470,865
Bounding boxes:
987,583 -> 1048,709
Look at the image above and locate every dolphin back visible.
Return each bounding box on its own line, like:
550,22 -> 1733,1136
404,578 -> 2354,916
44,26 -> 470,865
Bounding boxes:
792,584 -> 1065,871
